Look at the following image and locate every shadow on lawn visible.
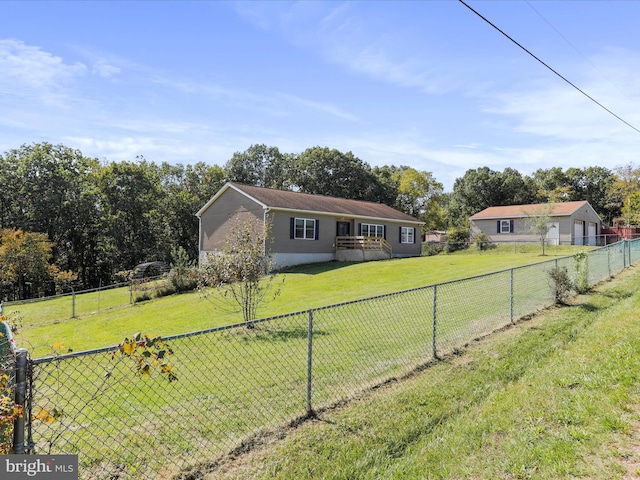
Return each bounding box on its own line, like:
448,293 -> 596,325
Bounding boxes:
279,261 -> 363,276
236,325 -> 329,342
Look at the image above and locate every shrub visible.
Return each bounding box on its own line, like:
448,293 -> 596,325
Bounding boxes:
474,232 -> 495,251
169,247 -> 198,293
549,266 -> 574,305
446,227 -> 470,253
574,251 -> 590,294
422,241 -> 444,256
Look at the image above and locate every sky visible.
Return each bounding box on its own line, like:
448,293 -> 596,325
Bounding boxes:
2,1 -> 640,191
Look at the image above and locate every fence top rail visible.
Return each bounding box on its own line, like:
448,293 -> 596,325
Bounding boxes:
4,275 -> 167,306
30,239 -> 636,364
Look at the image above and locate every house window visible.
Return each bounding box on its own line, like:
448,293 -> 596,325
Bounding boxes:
499,220 -> 514,233
294,218 -> 317,240
361,223 -> 384,237
401,227 -> 415,244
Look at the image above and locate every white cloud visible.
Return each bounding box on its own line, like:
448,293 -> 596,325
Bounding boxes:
235,2 -> 463,95
485,47 -> 640,143
92,61 -> 121,78
275,93 -> 359,122
0,39 -> 86,90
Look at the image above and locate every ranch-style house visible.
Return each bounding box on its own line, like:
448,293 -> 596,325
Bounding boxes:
470,201 -> 602,246
196,182 -> 424,268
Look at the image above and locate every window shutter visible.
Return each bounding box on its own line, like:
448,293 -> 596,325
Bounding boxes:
315,219 -> 319,240
412,227 -> 416,244
497,220 -> 500,233
290,217 -> 295,239
510,220 -> 514,233
383,225 -> 387,239
358,223 -> 362,236
399,227 -> 402,243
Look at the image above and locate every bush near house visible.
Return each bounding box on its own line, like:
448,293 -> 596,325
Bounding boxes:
446,226 -> 471,253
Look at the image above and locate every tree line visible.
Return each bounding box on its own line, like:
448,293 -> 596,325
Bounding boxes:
0,141 -> 636,299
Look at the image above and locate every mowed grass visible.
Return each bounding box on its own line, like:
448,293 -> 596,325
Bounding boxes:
9,245 -> 588,358
208,265 -> 640,480
21,243 -> 625,479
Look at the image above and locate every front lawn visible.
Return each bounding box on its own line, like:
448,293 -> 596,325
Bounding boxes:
10,246 -> 590,357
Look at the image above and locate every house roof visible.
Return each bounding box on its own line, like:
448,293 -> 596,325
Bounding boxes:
197,182 -> 422,224
470,201 -> 598,220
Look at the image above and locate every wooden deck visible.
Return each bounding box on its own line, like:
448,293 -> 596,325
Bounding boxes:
335,236 -> 392,257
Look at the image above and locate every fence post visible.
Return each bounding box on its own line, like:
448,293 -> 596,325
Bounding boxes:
510,268 -> 514,324
306,310 -> 313,416
71,289 -> 76,319
607,245 -> 612,277
12,348 -> 28,454
432,285 -> 438,359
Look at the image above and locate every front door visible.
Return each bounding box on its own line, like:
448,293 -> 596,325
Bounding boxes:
336,221 -> 350,236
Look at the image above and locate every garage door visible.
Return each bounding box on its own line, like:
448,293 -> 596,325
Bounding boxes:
588,222 -> 597,246
574,220 -> 584,246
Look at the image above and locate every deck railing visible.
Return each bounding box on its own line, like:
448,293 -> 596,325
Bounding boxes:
335,236 -> 392,256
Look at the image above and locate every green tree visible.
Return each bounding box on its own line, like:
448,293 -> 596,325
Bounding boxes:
522,204 -> 555,256
98,160 -> 167,271
394,167 -> 444,230
225,144 -> 292,190
198,213 -> 282,323
0,229 -> 74,299
371,165 -> 406,208
446,167 -> 535,227
612,163 -> 640,226
0,143 -> 105,288
159,162 -> 226,260
292,147 -> 387,202
566,166 -> 619,225
531,167 -> 572,203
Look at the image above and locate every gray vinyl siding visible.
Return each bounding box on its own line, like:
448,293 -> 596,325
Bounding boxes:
270,212 -> 421,257
470,204 -> 602,246
199,188 -> 264,252
268,211 -> 335,254
198,184 -> 423,266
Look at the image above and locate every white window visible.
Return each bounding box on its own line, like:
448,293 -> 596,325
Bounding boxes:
362,223 -> 384,237
500,220 -> 511,233
401,227 -> 415,244
295,218 -> 316,240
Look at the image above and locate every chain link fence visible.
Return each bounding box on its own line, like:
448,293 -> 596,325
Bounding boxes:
8,240 -> 640,479
4,275 -> 171,322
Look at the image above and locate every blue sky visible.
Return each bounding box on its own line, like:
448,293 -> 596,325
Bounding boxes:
2,1 -> 640,191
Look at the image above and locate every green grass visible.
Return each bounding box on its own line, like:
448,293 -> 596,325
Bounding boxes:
22,245 -> 616,479
207,265 -> 640,480
9,245 -> 590,357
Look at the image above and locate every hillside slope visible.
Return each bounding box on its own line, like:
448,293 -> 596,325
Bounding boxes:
207,266 -> 640,480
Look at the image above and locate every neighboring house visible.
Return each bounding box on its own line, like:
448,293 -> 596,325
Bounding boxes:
470,201 -> 602,246
196,182 -> 424,268
423,230 -> 446,243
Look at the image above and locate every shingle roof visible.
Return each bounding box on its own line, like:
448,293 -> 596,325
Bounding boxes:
205,182 -> 421,223
470,201 -> 591,219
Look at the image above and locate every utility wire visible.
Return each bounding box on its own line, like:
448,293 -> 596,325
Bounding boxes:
458,0 -> 640,135
524,0 -> 637,106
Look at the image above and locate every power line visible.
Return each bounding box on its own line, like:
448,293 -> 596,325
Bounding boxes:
458,0 -> 640,135
524,0 -> 637,106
